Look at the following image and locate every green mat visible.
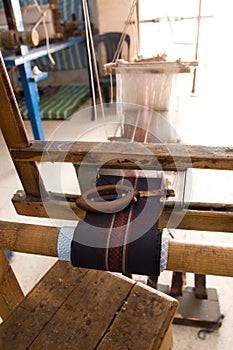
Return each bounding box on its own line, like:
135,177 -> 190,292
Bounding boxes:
19,85 -> 90,120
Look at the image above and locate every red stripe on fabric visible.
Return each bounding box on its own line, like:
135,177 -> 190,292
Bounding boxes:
108,176 -> 137,272
108,211 -> 129,271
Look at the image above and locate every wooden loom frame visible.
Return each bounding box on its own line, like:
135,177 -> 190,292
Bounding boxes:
0,50 -> 233,318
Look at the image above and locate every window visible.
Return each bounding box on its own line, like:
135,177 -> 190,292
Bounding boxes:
138,0 -> 213,61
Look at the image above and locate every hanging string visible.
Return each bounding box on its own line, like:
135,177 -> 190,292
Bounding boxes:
82,0 -> 108,139
108,0 -> 138,105
130,109 -> 141,142
133,0 -> 140,59
82,0 -> 97,120
109,73 -> 114,104
82,0 -> 105,108
113,0 -> 138,63
108,0 -> 139,103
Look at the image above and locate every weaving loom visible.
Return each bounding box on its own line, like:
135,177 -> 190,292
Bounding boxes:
0,2 -> 232,345
105,58 -> 197,143
80,0 -> 222,328
0,47 -> 233,346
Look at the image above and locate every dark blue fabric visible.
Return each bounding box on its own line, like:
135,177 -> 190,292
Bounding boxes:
72,176 -> 162,276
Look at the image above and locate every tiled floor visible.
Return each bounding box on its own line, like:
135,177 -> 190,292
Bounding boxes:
1,82 -> 233,349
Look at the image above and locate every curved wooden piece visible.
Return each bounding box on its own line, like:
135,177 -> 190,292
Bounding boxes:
76,184 -> 138,213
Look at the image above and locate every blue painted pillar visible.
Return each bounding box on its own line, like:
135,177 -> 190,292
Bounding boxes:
18,59 -> 45,140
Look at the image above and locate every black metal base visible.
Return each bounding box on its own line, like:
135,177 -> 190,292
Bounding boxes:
158,284 -> 223,329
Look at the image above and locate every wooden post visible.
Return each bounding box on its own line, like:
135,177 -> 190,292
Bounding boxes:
0,52 -> 47,197
0,251 -> 24,320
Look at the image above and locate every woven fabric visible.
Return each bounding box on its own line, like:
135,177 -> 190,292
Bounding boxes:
72,175 -> 162,276
160,232 -> 169,271
19,85 -> 90,120
58,226 -> 74,261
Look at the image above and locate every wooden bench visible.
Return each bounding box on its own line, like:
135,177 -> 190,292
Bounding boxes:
0,261 -> 178,349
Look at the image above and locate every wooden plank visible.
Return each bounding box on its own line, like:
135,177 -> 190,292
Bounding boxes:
0,52 -> 46,197
160,325 -> 173,350
0,251 -> 24,320
0,53 -> 29,146
10,141 -> 233,170
29,270 -> 135,350
1,221 -> 233,277
0,262 -> 177,350
0,295 -> 10,322
183,202 -> 233,211
0,262 -> 88,349
12,191 -> 233,233
96,283 -> 178,350
161,207 -> 233,233
12,190 -> 86,221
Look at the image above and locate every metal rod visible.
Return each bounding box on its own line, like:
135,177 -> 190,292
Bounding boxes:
192,0 -> 202,93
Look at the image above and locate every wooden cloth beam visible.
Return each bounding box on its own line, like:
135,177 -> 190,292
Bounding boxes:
0,221 -> 59,257
168,240 -> 233,277
1,221 -> 233,277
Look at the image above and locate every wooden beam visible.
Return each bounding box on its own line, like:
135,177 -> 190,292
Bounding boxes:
0,221 -> 59,257
0,251 -> 24,320
160,208 -> 233,233
0,220 -> 233,277
0,53 -> 47,197
167,240 -> 233,276
12,190 -> 86,221
10,141 -> 233,170
12,191 -> 233,232
183,202 -> 233,212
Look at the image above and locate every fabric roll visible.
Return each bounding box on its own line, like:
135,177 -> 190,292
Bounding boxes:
71,175 -> 163,276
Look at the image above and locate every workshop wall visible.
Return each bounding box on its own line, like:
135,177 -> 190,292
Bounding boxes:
97,0 -> 137,59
